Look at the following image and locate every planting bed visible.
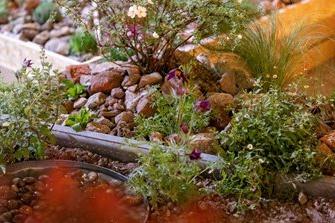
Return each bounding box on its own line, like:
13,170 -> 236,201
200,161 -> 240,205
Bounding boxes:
1,0 -> 335,222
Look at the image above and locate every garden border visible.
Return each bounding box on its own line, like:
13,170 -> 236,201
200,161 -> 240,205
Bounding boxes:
52,124 -> 335,200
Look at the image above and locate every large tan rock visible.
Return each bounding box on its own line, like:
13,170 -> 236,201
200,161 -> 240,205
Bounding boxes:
138,72 -> 162,88
89,71 -> 124,94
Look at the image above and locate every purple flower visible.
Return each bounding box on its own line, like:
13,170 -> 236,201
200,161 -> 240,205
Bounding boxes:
167,69 -> 187,83
180,122 -> 189,134
195,100 -> 211,112
189,149 -> 201,160
22,58 -> 33,68
176,86 -> 187,96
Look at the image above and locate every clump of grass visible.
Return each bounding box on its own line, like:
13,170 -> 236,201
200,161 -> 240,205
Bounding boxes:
231,19 -> 311,91
33,1 -> 61,25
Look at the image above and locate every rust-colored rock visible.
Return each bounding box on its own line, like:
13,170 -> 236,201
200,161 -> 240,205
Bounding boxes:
190,133 -> 219,154
321,131 -> 335,151
208,93 -> 234,130
136,96 -> 154,118
138,72 -> 162,88
89,71 -> 124,94
66,64 -> 91,83
23,0 -> 40,11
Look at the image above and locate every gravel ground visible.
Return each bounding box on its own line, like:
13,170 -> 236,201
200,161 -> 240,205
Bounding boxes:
44,145 -> 138,175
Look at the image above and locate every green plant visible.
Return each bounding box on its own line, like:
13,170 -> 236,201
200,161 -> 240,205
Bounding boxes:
216,87 -> 321,204
106,47 -> 134,62
63,79 -> 86,100
229,19 -> 311,91
134,87 -> 211,141
0,0 -> 8,23
129,145 -> 201,207
57,0 -> 257,73
33,1 -> 61,25
0,55 -> 63,165
65,107 -> 94,131
69,31 -> 98,55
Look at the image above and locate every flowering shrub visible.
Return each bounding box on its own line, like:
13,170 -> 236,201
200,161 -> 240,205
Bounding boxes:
0,54 -> 63,165
216,88 -> 321,204
135,71 -> 211,141
57,0 -> 256,73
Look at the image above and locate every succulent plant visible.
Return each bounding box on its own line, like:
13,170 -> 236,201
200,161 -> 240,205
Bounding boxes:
33,1 -> 61,25
0,0 -> 9,24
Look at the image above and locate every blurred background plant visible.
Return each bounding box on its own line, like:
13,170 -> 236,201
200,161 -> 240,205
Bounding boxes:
62,79 -> 86,100
33,0 -> 61,25
0,0 -> 9,24
69,30 -> 98,55
56,0 -> 257,73
0,53 -> 63,165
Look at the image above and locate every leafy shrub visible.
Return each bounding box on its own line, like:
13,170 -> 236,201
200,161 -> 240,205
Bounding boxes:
229,20 -> 310,91
135,88 -> 211,140
65,108 -> 94,131
0,55 -> 63,165
129,145 -> 201,207
33,1 -> 61,25
69,31 -> 98,55
216,88 -> 321,203
57,0 -> 257,73
63,79 -> 86,100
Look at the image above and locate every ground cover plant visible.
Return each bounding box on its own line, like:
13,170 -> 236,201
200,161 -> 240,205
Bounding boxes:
0,55 -> 63,166
57,0 -> 257,73
0,0 -> 8,24
216,86 -> 323,204
129,145 -> 202,207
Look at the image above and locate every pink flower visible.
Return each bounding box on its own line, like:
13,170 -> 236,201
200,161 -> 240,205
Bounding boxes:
189,149 -> 201,160
127,24 -> 140,38
195,100 -> 211,112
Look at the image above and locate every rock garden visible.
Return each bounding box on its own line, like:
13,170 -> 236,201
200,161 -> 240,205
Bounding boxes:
1,0 -> 335,222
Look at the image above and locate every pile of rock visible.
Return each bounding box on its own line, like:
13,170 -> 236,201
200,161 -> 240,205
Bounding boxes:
0,1 -> 93,61
62,62 -> 162,137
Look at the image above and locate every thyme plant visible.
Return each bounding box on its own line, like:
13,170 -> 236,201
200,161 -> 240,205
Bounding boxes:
56,0 -> 256,73
0,55 -> 63,165
216,87 -> 321,203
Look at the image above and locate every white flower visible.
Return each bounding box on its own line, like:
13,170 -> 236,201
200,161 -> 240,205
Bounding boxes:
237,34 -> 243,39
152,32 -> 159,39
136,6 -> 147,18
127,5 -> 138,19
247,144 -> 253,150
273,74 -> 278,79
258,158 -> 265,164
238,0 -> 243,3
303,85 -> 310,89
27,73 -> 35,80
147,0 -> 154,4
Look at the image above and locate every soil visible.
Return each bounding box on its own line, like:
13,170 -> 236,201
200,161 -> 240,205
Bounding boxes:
149,195 -> 335,223
44,145 -> 138,175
